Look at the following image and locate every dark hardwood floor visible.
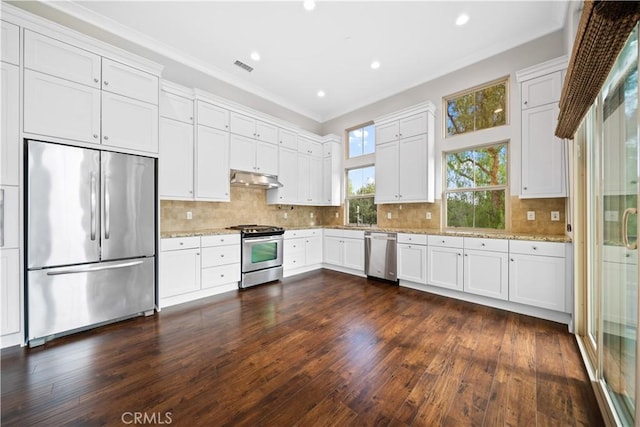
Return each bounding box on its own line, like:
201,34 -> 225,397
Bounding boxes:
2,270 -> 603,426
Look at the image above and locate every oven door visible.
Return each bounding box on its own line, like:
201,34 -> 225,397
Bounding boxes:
242,235 -> 283,273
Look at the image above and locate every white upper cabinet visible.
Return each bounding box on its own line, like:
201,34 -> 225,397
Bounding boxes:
24,69 -> 101,144
159,118 -> 194,199
278,128 -> 298,150
322,140 -> 342,206
198,101 -> 229,131
229,134 -> 278,176
1,62 -> 19,185
1,21 -> 20,66
161,91 -> 193,123
256,141 -> 279,175
517,56 -> 568,198
101,91 -> 159,153
101,58 -> 158,105
24,30 -> 101,88
196,125 -> 230,201
374,102 -> 435,204
298,136 -> 322,157
521,71 -> 562,109
267,147 -> 298,204
230,112 -> 277,144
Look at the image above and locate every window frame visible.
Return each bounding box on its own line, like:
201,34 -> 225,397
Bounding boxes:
443,76 -> 510,139
344,122 -> 377,225
443,141 -> 510,231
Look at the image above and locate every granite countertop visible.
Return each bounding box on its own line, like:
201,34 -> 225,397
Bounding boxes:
161,226 -> 571,243
160,228 -> 240,239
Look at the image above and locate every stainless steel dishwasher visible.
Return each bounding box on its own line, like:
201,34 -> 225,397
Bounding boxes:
364,231 -> 397,282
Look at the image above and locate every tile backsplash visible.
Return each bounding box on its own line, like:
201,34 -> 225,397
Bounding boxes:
162,188 -> 566,236
161,187 -> 342,232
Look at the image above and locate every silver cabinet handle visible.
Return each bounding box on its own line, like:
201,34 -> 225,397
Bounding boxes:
104,176 -> 111,239
622,207 -> 638,250
46,260 -> 143,276
90,173 -> 97,241
103,136 -> 109,141
93,134 -> 99,139
103,81 -> 109,86
93,78 -> 99,83
0,189 -> 4,248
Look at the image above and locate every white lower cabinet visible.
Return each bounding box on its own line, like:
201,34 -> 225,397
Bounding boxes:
427,236 -> 463,291
463,238 -> 509,301
397,233 -> 427,284
159,237 -> 201,299
508,240 -> 567,312
0,249 -> 20,337
283,229 -> 322,276
159,234 -> 240,307
323,229 -> 364,274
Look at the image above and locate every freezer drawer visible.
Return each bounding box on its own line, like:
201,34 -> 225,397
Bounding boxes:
27,257 -> 155,344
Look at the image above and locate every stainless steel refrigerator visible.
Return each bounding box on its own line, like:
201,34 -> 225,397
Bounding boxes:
26,140 -> 156,346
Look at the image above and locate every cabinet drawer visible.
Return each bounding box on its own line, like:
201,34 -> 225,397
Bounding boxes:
197,101 -> 229,131
201,234 -> 240,247
285,229 -> 320,239
324,228 -> 343,238
202,264 -> 240,289
102,58 -> 158,105
398,233 -> 427,245
160,91 -> 193,123
279,128 -> 298,150
284,238 -> 305,254
201,245 -> 240,268
2,21 -> 20,66
428,235 -> 464,248
24,30 -> 101,88
161,236 -> 200,251
509,240 -> 565,257
464,237 -> 508,252
343,229 -> 364,239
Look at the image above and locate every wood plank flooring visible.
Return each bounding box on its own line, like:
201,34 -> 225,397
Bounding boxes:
2,270 -> 603,426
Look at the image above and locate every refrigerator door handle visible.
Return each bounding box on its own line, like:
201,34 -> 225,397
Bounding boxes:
104,176 -> 110,239
45,260 -> 144,276
0,188 -> 4,247
90,173 -> 97,241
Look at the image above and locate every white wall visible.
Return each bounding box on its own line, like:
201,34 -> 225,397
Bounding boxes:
321,30 -> 566,199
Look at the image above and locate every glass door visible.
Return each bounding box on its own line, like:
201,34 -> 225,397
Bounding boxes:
598,25 -> 638,425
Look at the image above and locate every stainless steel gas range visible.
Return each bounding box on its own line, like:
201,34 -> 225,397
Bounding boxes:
227,225 -> 285,289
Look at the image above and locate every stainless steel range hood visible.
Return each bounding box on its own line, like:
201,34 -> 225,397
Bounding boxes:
229,169 -> 283,189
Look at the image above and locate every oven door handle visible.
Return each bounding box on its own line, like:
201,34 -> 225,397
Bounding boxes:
244,236 -> 283,243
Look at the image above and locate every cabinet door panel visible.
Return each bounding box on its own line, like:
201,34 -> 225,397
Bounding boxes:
297,154 -> 311,203
308,155 -> 323,203
160,249 -> 201,298
102,91 -> 159,153
229,134 -> 255,172
268,148 -> 298,204
306,236 -> 323,265
521,103 -> 566,197
256,141 -> 278,176
375,142 -> 399,203
102,58 -> 158,105
397,244 -> 427,284
343,238 -> 364,272
323,237 -> 342,266
256,121 -> 278,144
521,72 -> 562,109
1,21 -> 20,66
399,112 -> 427,138
159,118 -> 194,198
230,112 -> 256,138
1,62 -> 19,185
279,128 -> 298,150
24,70 -> 101,144
0,186 -> 19,249
509,254 -> 565,311
0,249 -> 20,335
196,126 -> 230,201
197,101 -> 229,131
427,246 -> 463,290
24,30 -> 101,88
463,249 -> 508,300
398,134 -> 427,201
376,121 -> 399,145
160,91 -> 193,123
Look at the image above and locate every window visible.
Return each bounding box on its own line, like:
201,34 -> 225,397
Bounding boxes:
445,78 -> 508,137
346,166 -> 376,225
444,143 -> 508,229
348,123 -> 375,158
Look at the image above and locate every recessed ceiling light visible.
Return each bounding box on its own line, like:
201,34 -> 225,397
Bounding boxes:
250,51 -> 260,61
303,0 -> 316,11
456,13 -> 469,26
317,90 -> 325,98
370,60 -> 381,70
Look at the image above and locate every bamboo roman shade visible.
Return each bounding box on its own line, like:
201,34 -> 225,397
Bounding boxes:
555,1 -> 640,139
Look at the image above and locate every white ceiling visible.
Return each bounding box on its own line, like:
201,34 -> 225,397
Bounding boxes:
35,1 -> 568,123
